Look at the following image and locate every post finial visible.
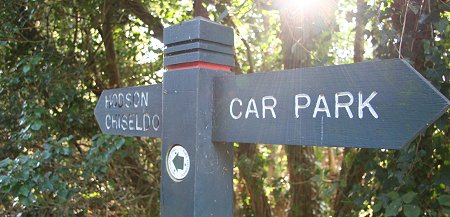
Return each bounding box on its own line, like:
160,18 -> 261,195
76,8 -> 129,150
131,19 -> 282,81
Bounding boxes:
163,17 -> 235,71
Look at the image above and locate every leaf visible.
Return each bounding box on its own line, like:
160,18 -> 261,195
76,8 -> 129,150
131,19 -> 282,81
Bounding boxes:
438,195 -> 450,207
387,191 -> 400,200
42,150 -> 51,160
0,158 -> 11,168
403,204 -> 421,217
31,55 -> 41,65
17,170 -> 30,181
419,10 -> 441,24
402,192 -> 417,204
61,147 -> 71,156
19,195 -> 30,206
33,108 -> 45,118
0,175 -> 11,184
19,184 -> 31,196
28,192 -> 36,203
115,138 -> 125,150
40,172 -> 53,191
435,114 -> 448,131
408,2 -> 420,14
10,77 -> 19,84
434,19 -> 449,33
434,165 -> 450,185
443,207 -> 450,215
345,12 -> 355,23
57,188 -> 69,200
30,159 -> 40,168
22,65 -> 31,74
42,178 -> 54,191
31,121 -> 43,131
385,199 -> 402,217
373,202 -> 383,213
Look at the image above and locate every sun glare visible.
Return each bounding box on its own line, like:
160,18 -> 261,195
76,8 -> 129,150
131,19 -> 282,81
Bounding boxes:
297,0 -> 320,10
283,0 -> 329,12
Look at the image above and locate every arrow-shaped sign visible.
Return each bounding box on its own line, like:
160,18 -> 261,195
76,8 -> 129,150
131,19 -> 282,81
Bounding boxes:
94,60 -> 449,149
94,84 -> 162,138
212,59 -> 450,149
172,153 -> 184,171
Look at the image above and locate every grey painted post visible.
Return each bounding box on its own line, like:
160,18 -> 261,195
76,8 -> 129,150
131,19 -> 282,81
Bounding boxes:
161,17 -> 235,217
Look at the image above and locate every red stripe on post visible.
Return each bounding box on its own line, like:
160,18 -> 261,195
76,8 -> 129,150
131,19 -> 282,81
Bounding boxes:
167,62 -> 231,72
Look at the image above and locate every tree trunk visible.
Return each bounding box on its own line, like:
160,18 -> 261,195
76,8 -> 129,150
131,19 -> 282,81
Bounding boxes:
353,0 -> 366,63
101,0 -> 121,88
333,0 -> 366,215
237,144 -> 272,217
280,8 -> 320,217
222,15 -> 273,217
193,0 -> 209,18
333,149 -> 367,216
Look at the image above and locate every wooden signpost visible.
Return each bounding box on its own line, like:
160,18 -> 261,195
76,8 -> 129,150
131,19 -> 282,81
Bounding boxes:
94,17 -> 450,217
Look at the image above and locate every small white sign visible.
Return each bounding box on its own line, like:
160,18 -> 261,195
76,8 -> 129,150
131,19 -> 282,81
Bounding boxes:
166,145 -> 190,181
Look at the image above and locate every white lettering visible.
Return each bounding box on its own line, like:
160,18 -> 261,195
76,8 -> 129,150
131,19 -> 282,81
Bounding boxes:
152,114 -> 160,131
141,92 -> 148,107
135,113 -> 143,131
313,94 -> 331,118
129,114 -> 135,130
245,98 -> 259,119
295,94 -> 311,118
105,95 -> 111,108
230,98 -> 243,120
121,114 -> 128,130
118,114 -> 122,129
143,113 -> 150,131
262,96 -> 277,118
118,93 -> 124,108
112,94 -> 118,108
125,93 -> 132,108
111,114 -> 118,129
133,92 -> 140,108
335,92 -> 354,118
105,114 -> 111,129
358,91 -> 378,119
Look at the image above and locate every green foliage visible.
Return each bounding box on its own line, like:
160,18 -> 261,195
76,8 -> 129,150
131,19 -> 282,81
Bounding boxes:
0,0 -> 448,216
0,0 -> 170,215
330,1 -> 450,216
0,136 -> 77,213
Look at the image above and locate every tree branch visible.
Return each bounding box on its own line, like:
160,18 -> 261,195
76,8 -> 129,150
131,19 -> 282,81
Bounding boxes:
255,0 -> 276,11
121,0 -> 164,41
223,16 -> 255,74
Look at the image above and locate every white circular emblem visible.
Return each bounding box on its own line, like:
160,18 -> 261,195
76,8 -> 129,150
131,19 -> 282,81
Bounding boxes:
166,145 -> 190,181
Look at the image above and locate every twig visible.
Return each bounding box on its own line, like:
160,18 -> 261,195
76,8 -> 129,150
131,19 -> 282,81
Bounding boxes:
224,17 -> 255,74
428,0 -> 434,40
399,0 -> 410,58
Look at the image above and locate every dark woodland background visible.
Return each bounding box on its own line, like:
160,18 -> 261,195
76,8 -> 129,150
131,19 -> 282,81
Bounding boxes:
0,0 -> 449,216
